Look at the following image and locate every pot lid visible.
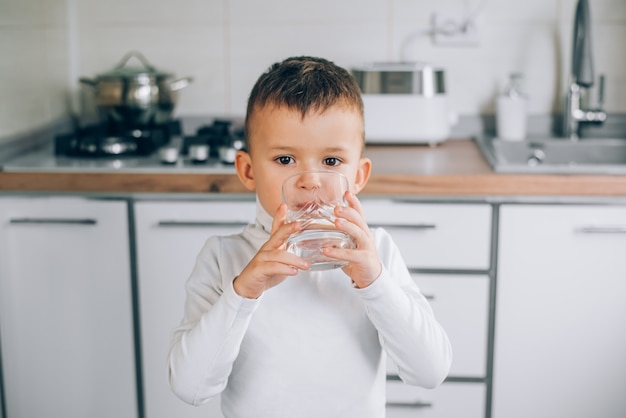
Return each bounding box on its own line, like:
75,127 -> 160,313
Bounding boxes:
94,51 -> 172,80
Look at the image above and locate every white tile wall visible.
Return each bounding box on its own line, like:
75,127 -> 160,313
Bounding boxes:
1,0 -> 625,143
0,0 -> 68,140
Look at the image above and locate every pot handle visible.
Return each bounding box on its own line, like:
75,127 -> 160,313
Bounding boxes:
115,50 -> 156,71
79,77 -> 98,87
169,77 -> 194,91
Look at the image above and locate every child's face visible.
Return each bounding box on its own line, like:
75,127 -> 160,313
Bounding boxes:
235,104 -> 371,217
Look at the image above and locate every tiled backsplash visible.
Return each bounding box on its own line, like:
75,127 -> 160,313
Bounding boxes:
1,0 -> 625,143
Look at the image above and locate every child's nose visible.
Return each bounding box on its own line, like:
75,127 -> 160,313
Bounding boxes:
296,172 -> 322,190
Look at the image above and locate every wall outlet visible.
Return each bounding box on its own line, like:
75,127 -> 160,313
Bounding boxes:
432,13 -> 480,47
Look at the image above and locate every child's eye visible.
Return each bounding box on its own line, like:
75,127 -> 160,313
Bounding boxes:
324,157 -> 341,167
275,156 -> 294,165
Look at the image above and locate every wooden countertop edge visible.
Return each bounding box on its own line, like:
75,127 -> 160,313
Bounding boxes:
2,171 -> 626,196
364,173 -> 626,196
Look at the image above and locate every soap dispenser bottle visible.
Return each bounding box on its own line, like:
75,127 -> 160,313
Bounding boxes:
496,73 -> 528,141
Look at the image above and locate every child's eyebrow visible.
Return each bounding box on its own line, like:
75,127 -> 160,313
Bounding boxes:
268,146 -> 350,153
323,146 -> 350,153
268,145 -> 296,153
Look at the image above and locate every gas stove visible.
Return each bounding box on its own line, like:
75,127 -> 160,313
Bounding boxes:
2,117 -> 244,173
54,119 -> 181,157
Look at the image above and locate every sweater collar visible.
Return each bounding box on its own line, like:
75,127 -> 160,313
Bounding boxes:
255,198 -> 274,234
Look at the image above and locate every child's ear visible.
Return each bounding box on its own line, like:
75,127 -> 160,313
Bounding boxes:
235,150 -> 256,191
353,157 -> 372,194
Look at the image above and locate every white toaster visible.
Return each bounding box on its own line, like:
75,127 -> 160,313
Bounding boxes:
352,62 -> 456,145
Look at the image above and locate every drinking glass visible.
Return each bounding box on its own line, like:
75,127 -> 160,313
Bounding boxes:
282,170 -> 355,270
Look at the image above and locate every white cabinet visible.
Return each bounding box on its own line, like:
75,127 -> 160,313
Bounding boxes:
135,198 -> 492,418
494,204 -> 626,418
362,200 -> 493,418
363,201 -> 492,270
134,199 -> 255,418
414,274 -> 489,378
386,381 -> 486,418
0,197 -> 137,418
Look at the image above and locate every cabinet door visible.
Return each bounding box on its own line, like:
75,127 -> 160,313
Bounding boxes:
134,200 -> 255,418
387,381 -> 486,418
385,274 -> 489,418
494,204 -> 626,418
0,197 -> 137,418
362,201 -> 492,270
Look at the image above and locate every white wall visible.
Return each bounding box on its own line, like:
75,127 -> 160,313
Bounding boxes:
0,0 -> 69,140
1,0 -> 625,142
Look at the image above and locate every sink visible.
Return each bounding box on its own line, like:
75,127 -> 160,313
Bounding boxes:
475,136 -> 626,174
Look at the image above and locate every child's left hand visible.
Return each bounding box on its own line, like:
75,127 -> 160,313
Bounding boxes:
323,190 -> 382,288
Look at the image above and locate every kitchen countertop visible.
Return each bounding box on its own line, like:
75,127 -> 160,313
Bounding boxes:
1,140 -> 626,196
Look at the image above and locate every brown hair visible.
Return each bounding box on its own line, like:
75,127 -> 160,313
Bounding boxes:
245,56 -> 364,148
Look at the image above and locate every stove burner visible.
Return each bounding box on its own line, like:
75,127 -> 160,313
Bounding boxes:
55,119 -> 181,157
182,119 -> 245,164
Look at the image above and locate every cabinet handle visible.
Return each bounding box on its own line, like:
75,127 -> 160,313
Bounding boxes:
9,218 -> 97,225
423,294 -> 435,300
576,225 -> 626,234
157,221 -> 249,228
368,223 -> 436,230
386,400 -> 433,409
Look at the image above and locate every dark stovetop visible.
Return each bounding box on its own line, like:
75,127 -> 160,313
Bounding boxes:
1,117 -> 242,174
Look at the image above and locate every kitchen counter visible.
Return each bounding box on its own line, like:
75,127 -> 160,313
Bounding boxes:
2,140 -> 626,196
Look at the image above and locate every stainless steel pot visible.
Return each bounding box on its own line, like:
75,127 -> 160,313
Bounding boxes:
79,51 -> 192,125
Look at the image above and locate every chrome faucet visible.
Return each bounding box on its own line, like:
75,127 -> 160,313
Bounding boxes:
562,0 -> 607,140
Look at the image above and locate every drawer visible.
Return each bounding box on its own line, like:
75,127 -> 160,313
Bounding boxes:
415,274 -> 489,377
386,274 -> 489,378
362,201 -> 492,269
386,381 -> 486,418
135,200 -> 256,227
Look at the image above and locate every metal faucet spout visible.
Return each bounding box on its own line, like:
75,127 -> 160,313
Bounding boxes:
572,0 -> 594,87
562,0 -> 607,140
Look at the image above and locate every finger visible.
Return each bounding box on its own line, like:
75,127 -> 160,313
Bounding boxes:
344,190 -> 365,217
282,253 -> 311,271
334,198 -> 375,252
335,203 -> 369,233
263,260 -> 306,276
271,203 -> 288,235
265,220 -> 302,250
321,245 -> 361,265
258,247 -> 311,271
334,217 -> 368,246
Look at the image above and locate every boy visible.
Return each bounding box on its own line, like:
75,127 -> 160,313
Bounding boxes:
168,56 -> 452,418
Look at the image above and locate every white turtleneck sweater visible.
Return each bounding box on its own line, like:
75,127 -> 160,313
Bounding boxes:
168,202 -> 452,418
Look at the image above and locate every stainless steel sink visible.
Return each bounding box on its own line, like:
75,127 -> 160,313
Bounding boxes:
475,136 -> 626,174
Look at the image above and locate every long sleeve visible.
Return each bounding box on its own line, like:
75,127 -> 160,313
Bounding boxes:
168,234 -> 261,406
356,228 -> 453,388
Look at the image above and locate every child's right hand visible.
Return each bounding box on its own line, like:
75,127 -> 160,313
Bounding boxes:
233,203 -> 310,299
